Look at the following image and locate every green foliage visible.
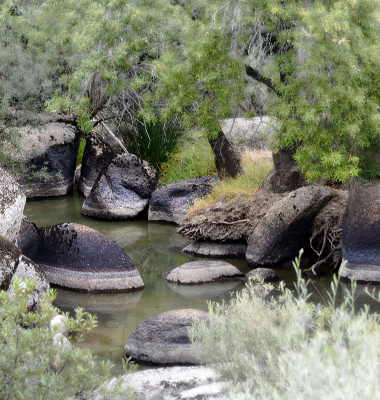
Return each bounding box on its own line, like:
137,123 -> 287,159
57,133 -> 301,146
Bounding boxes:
77,137 -> 87,166
159,130 -> 217,184
0,278 -> 135,400
120,119 -> 182,171
190,251 -> 380,399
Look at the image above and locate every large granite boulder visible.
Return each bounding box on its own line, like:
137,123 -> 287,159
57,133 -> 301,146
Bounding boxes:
166,260 -> 244,284
91,365 -> 227,400
246,186 -> 334,267
0,167 -> 26,243
78,136 -> 115,197
82,153 -> 158,219
124,309 -> 209,365
148,176 -> 219,225
221,116 -> 273,150
182,239 -> 247,258
17,222 -> 144,291
13,123 -> 81,197
0,234 -> 49,310
341,178 -> 380,282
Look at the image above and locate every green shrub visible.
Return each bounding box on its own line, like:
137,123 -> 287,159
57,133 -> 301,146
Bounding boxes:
77,137 -> 87,166
120,119 -> 181,172
159,130 -> 217,184
190,251 -> 380,399
0,278 -> 135,400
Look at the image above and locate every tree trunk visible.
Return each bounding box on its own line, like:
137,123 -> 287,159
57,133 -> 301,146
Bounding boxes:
208,130 -> 243,179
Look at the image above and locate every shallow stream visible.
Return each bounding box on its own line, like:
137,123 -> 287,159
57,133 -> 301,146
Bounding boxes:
24,189 -> 380,375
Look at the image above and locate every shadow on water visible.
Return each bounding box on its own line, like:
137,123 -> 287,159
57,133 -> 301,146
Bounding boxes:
24,189 -> 380,374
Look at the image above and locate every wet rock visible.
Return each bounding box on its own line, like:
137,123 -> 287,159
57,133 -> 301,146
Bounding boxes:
78,136 -> 115,197
167,280 -> 241,298
221,116 -> 273,150
16,216 -> 40,259
91,365 -> 227,400
341,178 -> 380,282
182,239 -> 247,258
0,234 -> 49,310
18,222 -> 144,291
0,167 -> 26,243
178,191 -> 286,242
246,186 -> 334,267
166,260 -> 244,284
82,153 -> 158,219
148,176 -> 219,224
245,268 -> 280,283
124,309 -> 209,365
263,147 -> 309,193
13,123 -> 81,197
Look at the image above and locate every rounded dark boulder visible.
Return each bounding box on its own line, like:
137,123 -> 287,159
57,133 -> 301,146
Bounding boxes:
245,268 -> 280,283
182,239 -> 247,258
18,222 -> 144,291
82,153 -> 158,219
124,309 -> 209,365
148,176 -> 219,225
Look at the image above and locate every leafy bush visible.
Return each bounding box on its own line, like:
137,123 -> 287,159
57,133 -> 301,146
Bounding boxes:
190,251 -> 380,399
159,130 -> 217,184
0,278 -> 135,400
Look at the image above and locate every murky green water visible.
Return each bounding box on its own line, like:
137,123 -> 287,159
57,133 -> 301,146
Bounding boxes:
24,189 -> 380,374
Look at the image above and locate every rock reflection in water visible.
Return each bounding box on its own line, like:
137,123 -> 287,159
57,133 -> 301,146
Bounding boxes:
167,280 -> 243,298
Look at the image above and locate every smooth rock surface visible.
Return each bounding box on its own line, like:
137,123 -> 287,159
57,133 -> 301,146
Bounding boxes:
246,186 -> 333,267
124,309 -> 209,365
18,222 -> 144,291
13,123 -> 81,197
78,136 -> 115,197
166,260 -> 244,284
0,167 -> 26,243
341,178 -> 380,282
91,366 -> 227,400
148,176 -> 219,224
182,240 -> 247,258
0,234 -> 49,310
245,268 -> 280,283
82,153 -> 158,219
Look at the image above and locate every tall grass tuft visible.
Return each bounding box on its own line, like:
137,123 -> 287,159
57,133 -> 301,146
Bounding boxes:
159,130 -> 218,184
190,251 -> 380,399
120,119 -> 181,171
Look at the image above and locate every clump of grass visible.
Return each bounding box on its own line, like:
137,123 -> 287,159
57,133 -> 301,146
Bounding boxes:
159,130 -> 217,184
76,136 -> 86,165
189,149 -> 273,211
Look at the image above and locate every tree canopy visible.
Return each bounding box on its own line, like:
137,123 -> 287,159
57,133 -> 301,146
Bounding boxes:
1,0 -> 380,181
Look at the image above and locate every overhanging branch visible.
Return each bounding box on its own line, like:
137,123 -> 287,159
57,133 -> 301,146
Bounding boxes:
245,65 -> 282,98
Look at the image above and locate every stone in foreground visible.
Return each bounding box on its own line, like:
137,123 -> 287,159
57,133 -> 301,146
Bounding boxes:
182,239 -> 247,258
166,260 -> 244,284
245,268 -> 280,283
148,176 -> 219,224
124,309 -> 209,365
246,186 -> 333,267
341,178 -> 380,282
18,222 -> 144,291
0,167 -> 26,243
91,365 -> 227,400
82,153 -> 158,219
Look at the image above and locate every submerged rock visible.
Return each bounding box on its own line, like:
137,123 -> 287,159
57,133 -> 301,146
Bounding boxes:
82,153 -> 158,219
124,309 -> 209,365
91,365 -> 227,400
0,167 -> 26,243
13,123 -> 81,197
245,268 -> 280,283
18,222 -> 144,291
166,260 -> 244,284
246,186 -> 334,267
341,178 -> 380,282
182,239 -> 247,258
167,280 -> 241,298
148,176 -> 219,224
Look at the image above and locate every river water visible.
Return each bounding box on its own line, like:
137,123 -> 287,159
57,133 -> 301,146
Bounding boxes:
23,189 -> 380,374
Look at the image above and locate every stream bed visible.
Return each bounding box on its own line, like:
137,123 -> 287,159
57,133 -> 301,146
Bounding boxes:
24,189 -> 380,375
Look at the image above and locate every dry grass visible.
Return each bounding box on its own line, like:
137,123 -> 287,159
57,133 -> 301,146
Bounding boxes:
188,148 -> 273,213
